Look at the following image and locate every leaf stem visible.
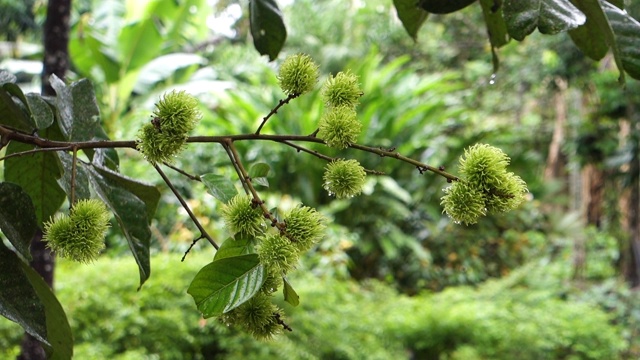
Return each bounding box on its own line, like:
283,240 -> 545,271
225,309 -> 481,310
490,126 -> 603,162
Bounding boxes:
255,94 -> 298,135
153,163 -> 219,250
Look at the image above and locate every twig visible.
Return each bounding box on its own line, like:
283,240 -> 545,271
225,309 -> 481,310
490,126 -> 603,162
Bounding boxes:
348,143 -> 460,182
225,140 -> 287,234
182,235 -> 205,262
278,140 -> 384,175
153,163 -> 219,250
255,94 -> 298,135
163,161 -> 201,182
70,147 -> 78,205
0,146 -> 72,161
221,141 -> 250,195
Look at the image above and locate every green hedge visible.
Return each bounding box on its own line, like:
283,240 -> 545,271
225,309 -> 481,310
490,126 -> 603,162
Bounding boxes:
0,252 -> 626,359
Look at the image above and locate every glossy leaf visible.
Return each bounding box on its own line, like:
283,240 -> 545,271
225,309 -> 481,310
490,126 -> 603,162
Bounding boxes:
567,0 -> 610,62
57,152 -> 92,202
480,0 -> 510,72
0,86 -> 33,133
88,165 -> 156,288
393,0 -> 429,40
49,75 -> 101,142
4,141 -> 66,225
604,1 -> 640,80
26,93 -> 55,129
0,182 -> 38,260
249,162 -> 270,187
0,242 -> 48,346
418,0 -> 476,14
503,0 -> 586,41
21,259 -> 73,359
214,236 -> 256,261
283,276 -> 300,307
92,165 -> 160,220
249,0 -> 287,61
202,173 -> 238,203
188,254 -> 266,317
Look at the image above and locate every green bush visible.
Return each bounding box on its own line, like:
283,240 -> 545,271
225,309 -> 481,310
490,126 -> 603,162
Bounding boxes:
0,252 -> 626,359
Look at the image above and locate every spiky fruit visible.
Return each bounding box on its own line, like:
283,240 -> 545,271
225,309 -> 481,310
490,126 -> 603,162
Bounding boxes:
323,159 -> 366,199
257,234 -> 299,275
283,206 -> 326,252
317,106 -> 361,149
321,70 -> 362,108
43,199 -> 111,263
137,90 -> 201,164
277,53 -> 319,96
221,195 -> 264,237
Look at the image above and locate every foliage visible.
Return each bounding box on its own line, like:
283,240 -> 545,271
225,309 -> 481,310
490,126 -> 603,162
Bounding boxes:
0,251 -> 627,359
245,0 -> 640,81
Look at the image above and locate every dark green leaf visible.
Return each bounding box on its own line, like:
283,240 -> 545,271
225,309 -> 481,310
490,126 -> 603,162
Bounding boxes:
26,94 -> 55,129
92,165 -> 160,221
21,259 -> 73,359
88,126 -> 120,170
480,0 -> 510,72
49,75 -> 101,142
0,182 -> 38,260
283,276 -> 299,307
88,166 -> 156,288
0,242 -> 48,346
4,141 -> 66,225
249,162 -> 270,187
418,0 -> 476,14
188,254 -> 266,317
214,236 -> 256,261
57,153 -> 92,202
393,0 -> 429,40
604,1 -> 640,80
0,86 -> 33,133
0,70 -> 17,85
504,0 -> 586,41
249,0 -> 287,61
201,173 -> 238,203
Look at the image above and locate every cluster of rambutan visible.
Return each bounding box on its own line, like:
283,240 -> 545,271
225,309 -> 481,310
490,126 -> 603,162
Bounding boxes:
440,144 -> 528,225
219,194 -> 326,339
279,54 -> 368,199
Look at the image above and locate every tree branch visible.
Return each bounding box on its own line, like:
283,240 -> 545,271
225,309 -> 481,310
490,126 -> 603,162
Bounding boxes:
153,163 -> 219,250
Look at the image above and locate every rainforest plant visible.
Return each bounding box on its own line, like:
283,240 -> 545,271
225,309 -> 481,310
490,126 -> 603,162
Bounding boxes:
0,53 -> 527,353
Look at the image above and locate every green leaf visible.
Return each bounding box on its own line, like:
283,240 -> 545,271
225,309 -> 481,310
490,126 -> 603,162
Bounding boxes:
26,93 -> 55,129
0,182 -> 38,260
503,0 -> 586,41
480,0 -> 510,72
417,0 -> 476,14
4,141 -> 66,225
249,0 -> 287,61
87,165 -> 157,288
214,236 -> 256,261
393,0 -> 429,40
604,1 -> 640,80
188,254 -> 266,317
283,276 -> 299,307
117,18 -> 164,73
57,152 -> 92,202
49,75 -> 102,142
249,162 -> 270,187
69,27 -> 121,83
92,165 -> 160,221
567,0 -> 611,62
201,173 -> 238,203
0,86 -> 33,133
0,242 -> 48,346
20,259 -> 73,360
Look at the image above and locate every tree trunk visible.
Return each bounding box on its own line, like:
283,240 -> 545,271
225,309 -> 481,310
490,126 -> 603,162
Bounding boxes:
19,0 -> 71,358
